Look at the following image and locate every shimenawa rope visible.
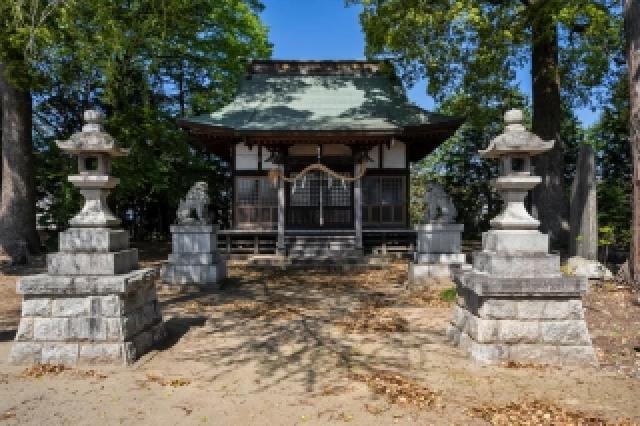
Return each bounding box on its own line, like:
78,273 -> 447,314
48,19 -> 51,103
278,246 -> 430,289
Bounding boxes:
268,161 -> 367,186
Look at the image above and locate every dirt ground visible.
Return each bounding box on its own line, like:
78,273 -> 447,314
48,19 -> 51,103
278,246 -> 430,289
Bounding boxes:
1,251 -> 640,425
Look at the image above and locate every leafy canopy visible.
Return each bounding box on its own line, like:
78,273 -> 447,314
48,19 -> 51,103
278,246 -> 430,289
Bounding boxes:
1,1 -> 272,237
352,0 -> 622,109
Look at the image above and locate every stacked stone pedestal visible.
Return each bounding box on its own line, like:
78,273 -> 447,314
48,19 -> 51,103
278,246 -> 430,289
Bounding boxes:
409,223 -> 467,284
447,230 -> 596,364
10,228 -> 165,365
161,224 -> 226,291
447,109 -> 596,365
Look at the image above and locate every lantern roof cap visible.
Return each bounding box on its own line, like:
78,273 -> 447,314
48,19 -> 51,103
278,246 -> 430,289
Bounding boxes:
479,109 -> 554,159
57,110 -> 129,156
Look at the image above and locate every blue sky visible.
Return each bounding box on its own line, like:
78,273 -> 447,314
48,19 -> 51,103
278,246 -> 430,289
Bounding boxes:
260,0 -> 598,126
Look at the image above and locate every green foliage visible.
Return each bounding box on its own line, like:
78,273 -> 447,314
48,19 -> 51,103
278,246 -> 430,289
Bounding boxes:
353,0 -> 627,247
1,0 -> 272,239
438,287 -> 457,303
590,73 -> 631,250
52,0 -> 272,115
0,1 -> 64,88
562,108 -> 589,184
353,0 -> 622,109
598,225 -> 616,247
410,89 -> 527,238
598,225 -> 616,267
593,76 -> 631,181
33,142 -> 82,230
410,127 -> 502,237
597,180 -> 631,249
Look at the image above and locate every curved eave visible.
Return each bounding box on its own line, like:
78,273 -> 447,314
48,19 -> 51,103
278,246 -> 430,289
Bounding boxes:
177,117 -> 464,162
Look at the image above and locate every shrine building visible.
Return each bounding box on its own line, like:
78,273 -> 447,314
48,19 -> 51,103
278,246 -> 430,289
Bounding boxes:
178,60 -> 462,259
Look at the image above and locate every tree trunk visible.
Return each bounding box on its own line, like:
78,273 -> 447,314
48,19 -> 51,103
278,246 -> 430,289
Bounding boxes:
530,13 -> 569,250
626,0 -> 640,283
0,63 -> 40,262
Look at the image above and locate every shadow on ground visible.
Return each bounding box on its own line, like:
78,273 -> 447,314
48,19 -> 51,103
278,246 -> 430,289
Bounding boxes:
155,264 -> 459,393
0,330 -> 16,342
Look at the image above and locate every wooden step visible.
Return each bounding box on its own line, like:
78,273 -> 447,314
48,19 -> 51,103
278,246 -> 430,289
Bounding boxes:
288,255 -> 363,265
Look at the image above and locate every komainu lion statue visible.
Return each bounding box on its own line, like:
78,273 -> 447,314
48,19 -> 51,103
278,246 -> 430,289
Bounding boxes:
176,181 -> 211,224
424,183 -> 457,223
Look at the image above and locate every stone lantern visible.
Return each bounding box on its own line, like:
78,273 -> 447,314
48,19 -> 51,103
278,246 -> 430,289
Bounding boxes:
478,108 -> 554,252
447,109 -> 596,365
10,110 -> 164,366
57,110 -> 127,228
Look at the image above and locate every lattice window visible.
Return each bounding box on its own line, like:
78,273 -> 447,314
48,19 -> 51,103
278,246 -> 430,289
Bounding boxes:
237,178 -> 259,204
362,175 -> 406,226
259,178 -> 278,205
289,172 -> 352,207
290,174 -> 318,206
325,174 -> 352,207
288,171 -> 353,228
363,177 -> 379,205
381,177 -> 403,204
235,177 -> 277,228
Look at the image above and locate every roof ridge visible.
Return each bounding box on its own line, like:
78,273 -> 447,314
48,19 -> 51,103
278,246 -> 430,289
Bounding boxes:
248,59 -> 392,77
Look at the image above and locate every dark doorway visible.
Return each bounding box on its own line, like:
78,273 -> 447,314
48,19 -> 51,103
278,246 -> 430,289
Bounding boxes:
287,168 -> 353,229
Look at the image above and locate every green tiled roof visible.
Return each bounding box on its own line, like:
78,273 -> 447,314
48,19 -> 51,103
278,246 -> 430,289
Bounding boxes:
183,66 -> 457,132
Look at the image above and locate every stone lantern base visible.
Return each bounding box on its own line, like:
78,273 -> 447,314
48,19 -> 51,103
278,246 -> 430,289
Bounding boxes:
10,228 -> 165,366
447,242 -> 596,365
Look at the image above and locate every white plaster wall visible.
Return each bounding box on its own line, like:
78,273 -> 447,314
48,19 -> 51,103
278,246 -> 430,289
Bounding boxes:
366,146 -> 380,168
260,147 -> 276,170
383,140 -> 406,169
235,143 -> 259,170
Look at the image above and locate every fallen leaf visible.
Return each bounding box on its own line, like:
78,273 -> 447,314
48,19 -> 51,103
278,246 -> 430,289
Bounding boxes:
337,412 -> 354,422
350,370 -> 440,409
0,408 -> 16,421
364,403 -> 388,415
468,400 -> 634,425
336,307 -> 408,333
22,363 -> 67,378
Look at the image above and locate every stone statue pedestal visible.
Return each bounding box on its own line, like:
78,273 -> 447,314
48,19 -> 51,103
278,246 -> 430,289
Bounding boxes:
447,109 -> 596,365
10,111 -> 165,366
160,225 -> 226,292
159,182 -> 227,292
409,223 -> 467,284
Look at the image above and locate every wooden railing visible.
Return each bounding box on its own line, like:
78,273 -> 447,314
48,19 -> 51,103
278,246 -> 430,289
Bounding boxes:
217,229 -> 416,257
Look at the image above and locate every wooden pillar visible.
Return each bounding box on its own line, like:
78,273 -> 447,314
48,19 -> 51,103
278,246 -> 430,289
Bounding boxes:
277,164 -> 286,256
354,162 -> 363,250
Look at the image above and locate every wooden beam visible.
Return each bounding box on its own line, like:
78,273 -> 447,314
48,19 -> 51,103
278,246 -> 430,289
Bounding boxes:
354,162 -> 363,250
277,163 -> 286,256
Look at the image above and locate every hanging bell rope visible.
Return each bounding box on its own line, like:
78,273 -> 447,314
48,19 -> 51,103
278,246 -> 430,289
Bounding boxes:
268,161 -> 367,187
